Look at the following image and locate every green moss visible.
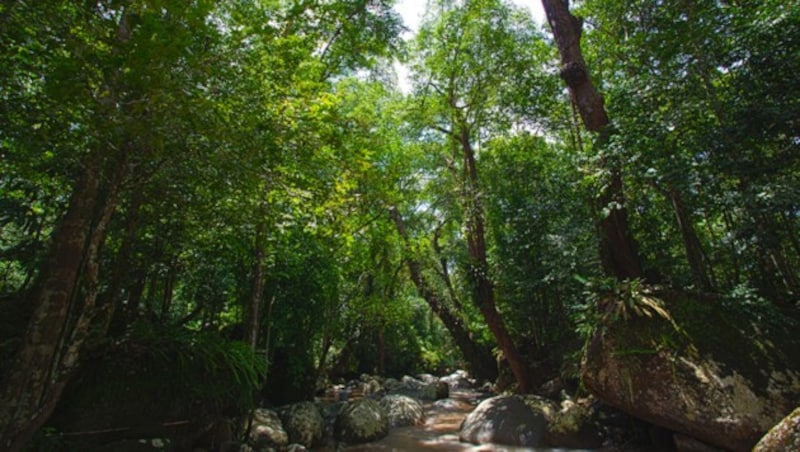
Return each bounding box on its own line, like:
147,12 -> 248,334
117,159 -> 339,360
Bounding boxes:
602,290 -> 800,398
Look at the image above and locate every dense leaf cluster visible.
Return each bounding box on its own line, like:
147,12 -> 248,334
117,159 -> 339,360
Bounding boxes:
1,0 -> 798,446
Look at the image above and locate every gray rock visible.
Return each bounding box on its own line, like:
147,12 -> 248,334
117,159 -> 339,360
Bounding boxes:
249,408 -> 288,449
459,395 -> 547,447
418,373 -> 438,384
384,375 -> 443,400
440,370 -> 473,390
753,406 -> 800,452
277,401 -> 324,448
379,394 -> 425,427
582,293 -> 800,451
382,378 -> 403,393
362,377 -> 383,396
334,398 -> 389,444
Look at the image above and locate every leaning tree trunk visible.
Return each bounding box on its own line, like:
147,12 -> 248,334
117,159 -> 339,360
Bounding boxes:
458,128 -> 531,393
0,150 -> 125,451
390,207 -> 498,382
542,0 -> 644,281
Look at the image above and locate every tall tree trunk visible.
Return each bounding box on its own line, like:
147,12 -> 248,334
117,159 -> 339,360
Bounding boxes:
244,221 -> 266,350
542,0 -> 644,281
650,183 -> 715,291
102,190 -> 143,336
754,213 -> 799,302
667,186 -> 715,291
0,150 -> 125,451
160,258 -> 178,318
458,128 -> 531,393
377,328 -> 386,376
433,222 -> 466,312
389,207 -> 498,382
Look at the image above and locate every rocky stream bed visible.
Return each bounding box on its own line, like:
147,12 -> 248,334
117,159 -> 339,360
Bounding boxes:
242,367 -> 800,452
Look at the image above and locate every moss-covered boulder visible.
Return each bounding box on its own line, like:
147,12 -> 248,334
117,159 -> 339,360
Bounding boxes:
379,394 -> 425,428
581,291 -> 800,451
277,401 -> 324,448
333,398 -> 389,444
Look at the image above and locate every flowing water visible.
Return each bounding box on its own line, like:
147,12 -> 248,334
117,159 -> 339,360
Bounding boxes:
319,389 -> 578,452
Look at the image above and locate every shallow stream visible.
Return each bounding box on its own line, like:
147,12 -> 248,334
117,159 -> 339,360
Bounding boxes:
317,389 -> 573,452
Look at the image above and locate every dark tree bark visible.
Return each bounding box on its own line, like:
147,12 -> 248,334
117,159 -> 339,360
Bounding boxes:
101,190 -> 143,336
458,128 -> 531,393
666,193 -> 710,290
542,0 -> 644,281
0,150 -> 125,451
666,186 -> 715,291
244,221 -> 266,350
390,207 -> 498,382
649,182 -> 716,291
160,258 -> 178,318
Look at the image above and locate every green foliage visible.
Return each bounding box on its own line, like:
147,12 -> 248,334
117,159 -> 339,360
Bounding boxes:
722,284 -> 798,336
48,322 -> 265,443
482,134 -> 598,353
580,0 -> 800,300
572,277 -> 675,345
123,322 -> 266,410
2,0 -> 799,426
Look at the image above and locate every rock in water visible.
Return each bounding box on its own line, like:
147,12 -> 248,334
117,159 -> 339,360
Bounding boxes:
419,380 -> 448,400
249,408 -> 289,449
581,291 -> 800,451
277,401 -> 324,448
334,398 -> 390,444
753,406 -> 800,451
379,394 -> 425,428
459,395 -> 547,447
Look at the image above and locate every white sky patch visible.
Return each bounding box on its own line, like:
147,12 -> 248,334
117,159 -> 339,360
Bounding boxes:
392,0 -> 547,93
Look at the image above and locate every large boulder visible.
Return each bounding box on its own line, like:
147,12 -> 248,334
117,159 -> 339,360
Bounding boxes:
581,291 -> 800,451
248,408 -> 288,449
459,395 -> 547,447
277,401 -> 324,448
334,398 -> 390,444
753,406 -> 800,451
379,394 -> 425,428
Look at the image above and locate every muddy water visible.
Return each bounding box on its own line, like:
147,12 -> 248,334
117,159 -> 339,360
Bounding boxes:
321,390 -> 563,452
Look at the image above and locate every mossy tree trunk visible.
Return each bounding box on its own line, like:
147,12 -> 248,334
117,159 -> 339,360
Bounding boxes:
0,150 -> 125,451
